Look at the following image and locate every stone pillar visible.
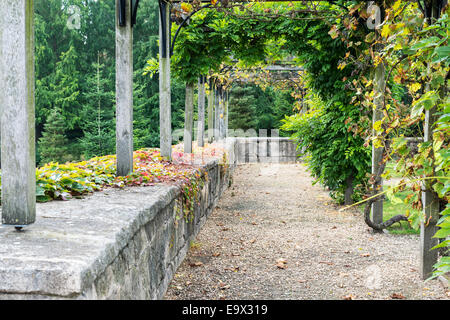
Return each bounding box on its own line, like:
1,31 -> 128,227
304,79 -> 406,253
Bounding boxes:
0,0 -> 36,227
197,76 -> 206,147
183,83 -> 194,153
116,0 -> 134,176
371,62 -> 384,226
207,79 -> 214,143
159,0 -> 172,159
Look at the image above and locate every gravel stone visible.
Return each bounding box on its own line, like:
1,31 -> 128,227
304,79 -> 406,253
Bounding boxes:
164,163 -> 449,300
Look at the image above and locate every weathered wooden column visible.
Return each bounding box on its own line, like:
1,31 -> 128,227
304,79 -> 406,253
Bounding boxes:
224,90 -> 229,138
183,83 -> 194,153
116,0 -> 134,176
371,61 -> 385,227
197,76 -> 206,147
214,86 -> 220,141
207,78 -> 215,143
420,1 -> 443,280
159,0 -> 172,159
219,88 -> 225,139
0,0 -> 36,227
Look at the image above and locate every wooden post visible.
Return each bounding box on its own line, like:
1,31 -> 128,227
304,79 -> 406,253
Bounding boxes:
116,0 -> 134,176
214,86 -> 220,141
219,88 -> 225,139
371,61 -> 385,227
0,0 -> 36,227
197,76 -> 206,147
207,78 -> 214,143
224,90 -> 229,138
420,1 -> 443,279
159,0 -> 172,159
184,83 -> 194,153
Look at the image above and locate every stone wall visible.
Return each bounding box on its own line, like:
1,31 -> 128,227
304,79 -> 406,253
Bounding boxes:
234,137 -> 299,164
0,137 -> 297,300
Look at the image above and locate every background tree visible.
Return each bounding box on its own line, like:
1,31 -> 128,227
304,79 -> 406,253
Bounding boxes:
38,108 -> 70,164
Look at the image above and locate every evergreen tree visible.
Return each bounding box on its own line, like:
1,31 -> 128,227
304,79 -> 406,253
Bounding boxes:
79,52 -> 115,159
38,108 -> 70,165
228,85 -> 258,132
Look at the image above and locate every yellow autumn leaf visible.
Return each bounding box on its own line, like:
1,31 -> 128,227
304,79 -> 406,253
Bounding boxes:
392,0 -> 402,13
180,2 -> 192,13
381,24 -> 391,38
410,83 -> 421,93
373,120 -> 383,132
373,139 -> 384,149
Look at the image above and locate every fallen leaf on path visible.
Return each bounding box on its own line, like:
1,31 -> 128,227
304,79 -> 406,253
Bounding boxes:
189,261 -> 203,267
360,253 -> 371,257
319,261 -> 334,265
249,239 -> 256,244
225,266 -> 239,272
342,294 -> 355,300
212,252 -> 221,257
276,258 -> 288,269
218,281 -> 230,290
391,293 -> 406,299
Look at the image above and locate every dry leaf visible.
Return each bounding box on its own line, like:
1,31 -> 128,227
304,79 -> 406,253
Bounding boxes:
276,258 -> 288,269
218,281 -> 230,290
189,261 -> 203,267
212,252 -> 221,257
360,253 -> 371,257
319,261 -> 334,265
391,293 -> 406,299
249,239 -> 256,244
343,294 -> 355,300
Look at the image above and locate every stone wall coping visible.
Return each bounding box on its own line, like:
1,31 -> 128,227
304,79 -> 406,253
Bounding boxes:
0,159 -> 218,298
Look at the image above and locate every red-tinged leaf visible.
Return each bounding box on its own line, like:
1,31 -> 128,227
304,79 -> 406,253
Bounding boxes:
391,293 -> 406,299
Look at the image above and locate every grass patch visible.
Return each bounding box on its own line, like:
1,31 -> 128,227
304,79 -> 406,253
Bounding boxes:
360,190 -> 420,235
383,192 -> 420,235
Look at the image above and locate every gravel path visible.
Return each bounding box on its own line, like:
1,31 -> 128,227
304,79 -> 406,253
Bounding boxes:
164,163 -> 449,300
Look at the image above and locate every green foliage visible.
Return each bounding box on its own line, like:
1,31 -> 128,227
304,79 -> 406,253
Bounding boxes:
281,94 -> 371,203
38,108 -> 71,165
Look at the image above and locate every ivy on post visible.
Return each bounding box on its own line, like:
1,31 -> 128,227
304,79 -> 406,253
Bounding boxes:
0,0 -> 36,229
159,0 -> 172,160
371,60 -> 385,229
419,0 -> 443,280
197,75 -> 206,147
116,0 -> 135,176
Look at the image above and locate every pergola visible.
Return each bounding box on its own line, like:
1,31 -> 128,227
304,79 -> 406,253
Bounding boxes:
0,0 -> 442,281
